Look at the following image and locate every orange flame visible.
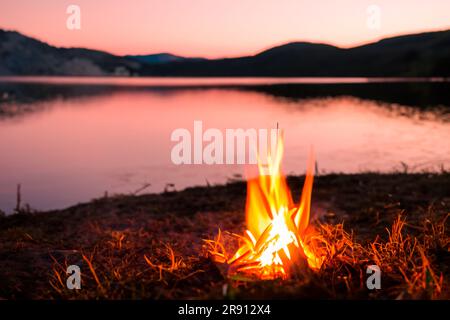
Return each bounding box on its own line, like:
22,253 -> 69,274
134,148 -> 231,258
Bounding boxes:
225,133 -> 324,279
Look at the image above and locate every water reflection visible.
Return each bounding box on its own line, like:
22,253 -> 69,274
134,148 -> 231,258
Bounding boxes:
0,79 -> 449,212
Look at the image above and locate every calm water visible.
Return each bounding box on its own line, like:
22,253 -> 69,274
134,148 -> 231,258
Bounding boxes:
0,77 -> 449,213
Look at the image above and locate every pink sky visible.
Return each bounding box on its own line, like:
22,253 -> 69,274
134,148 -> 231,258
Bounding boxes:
1,0 -> 449,58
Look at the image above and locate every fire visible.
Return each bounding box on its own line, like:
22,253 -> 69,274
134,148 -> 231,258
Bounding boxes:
210,133 -> 325,280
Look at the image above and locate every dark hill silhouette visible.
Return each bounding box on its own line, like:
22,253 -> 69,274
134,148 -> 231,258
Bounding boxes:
146,30 -> 450,77
0,29 -> 141,76
0,28 -> 449,76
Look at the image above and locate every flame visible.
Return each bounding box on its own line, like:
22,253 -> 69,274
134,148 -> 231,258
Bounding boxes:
224,133 -> 324,279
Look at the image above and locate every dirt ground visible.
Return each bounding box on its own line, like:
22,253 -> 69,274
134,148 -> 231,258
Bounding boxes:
0,173 -> 448,299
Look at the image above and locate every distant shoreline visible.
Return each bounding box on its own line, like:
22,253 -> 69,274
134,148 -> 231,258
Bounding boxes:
0,76 -> 449,87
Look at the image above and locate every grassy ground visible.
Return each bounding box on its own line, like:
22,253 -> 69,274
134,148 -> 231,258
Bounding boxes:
0,173 -> 448,300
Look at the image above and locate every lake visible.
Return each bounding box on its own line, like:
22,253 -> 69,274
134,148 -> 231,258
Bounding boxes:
0,77 -> 449,213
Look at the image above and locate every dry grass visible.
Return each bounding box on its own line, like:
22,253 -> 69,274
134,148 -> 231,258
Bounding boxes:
47,226 -> 222,299
43,213 -> 449,300
0,173 -> 448,299
205,214 -> 449,299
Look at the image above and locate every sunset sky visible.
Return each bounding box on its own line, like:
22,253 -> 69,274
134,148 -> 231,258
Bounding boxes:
1,0 -> 449,58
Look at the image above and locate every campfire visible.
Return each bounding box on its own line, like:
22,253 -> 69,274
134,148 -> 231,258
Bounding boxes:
38,128 -> 447,298
207,133 -> 327,280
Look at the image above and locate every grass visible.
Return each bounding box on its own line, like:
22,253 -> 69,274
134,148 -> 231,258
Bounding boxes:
206,214 -> 448,299
0,173 -> 448,299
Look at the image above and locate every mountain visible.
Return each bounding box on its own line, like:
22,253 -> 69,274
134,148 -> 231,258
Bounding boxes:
146,30 -> 450,77
125,53 -> 205,65
0,29 -> 142,76
1,29 -> 449,77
